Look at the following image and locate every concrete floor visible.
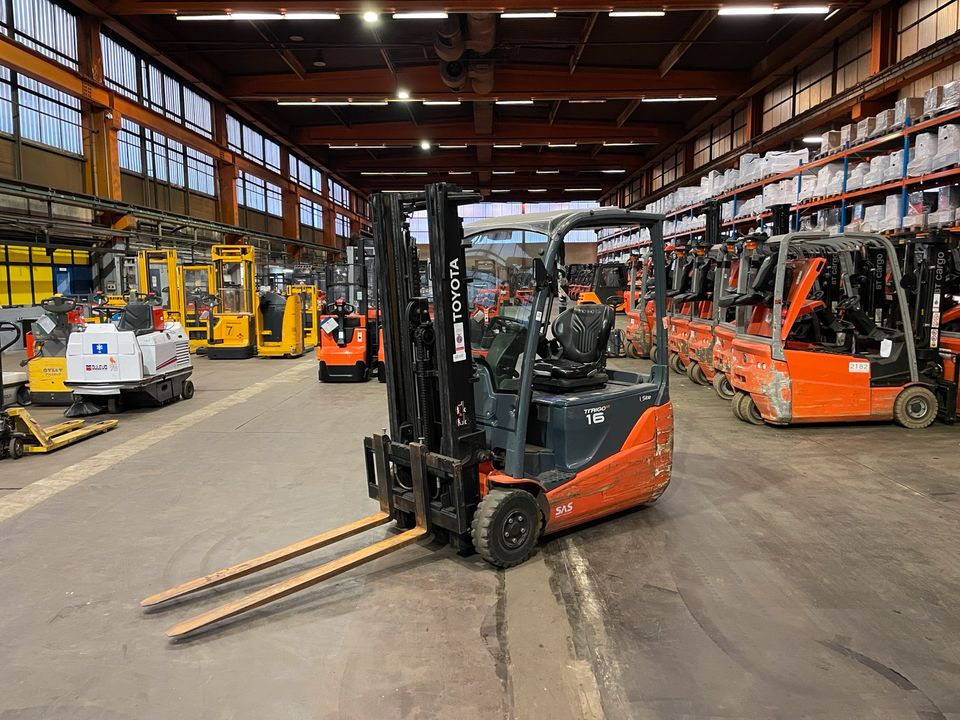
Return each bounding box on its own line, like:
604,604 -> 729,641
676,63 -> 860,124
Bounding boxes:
1,350 -> 959,720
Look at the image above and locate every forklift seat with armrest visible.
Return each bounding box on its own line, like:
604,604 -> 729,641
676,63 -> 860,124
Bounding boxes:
533,304 -> 614,392
117,303 -> 155,335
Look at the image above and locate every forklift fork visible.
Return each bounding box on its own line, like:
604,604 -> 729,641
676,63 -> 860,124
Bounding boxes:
142,435 -> 430,638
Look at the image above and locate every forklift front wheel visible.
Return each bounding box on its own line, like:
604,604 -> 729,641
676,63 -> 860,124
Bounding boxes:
625,343 -> 639,359
181,380 -> 195,400
471,488 -> 542,569
686,361 -> 707,386
668,352 -> 685,375
713,373 -> 735,400
731,391 -> 748,421
892,386 -> 938,429
16,386 -> 31,406
8,437 -> 24,460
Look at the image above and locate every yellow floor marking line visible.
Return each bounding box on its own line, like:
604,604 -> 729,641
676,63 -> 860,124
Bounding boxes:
0,361 -> 313,525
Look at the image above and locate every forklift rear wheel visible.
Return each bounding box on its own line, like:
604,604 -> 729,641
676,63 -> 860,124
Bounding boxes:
668,353 -> 685,375
471,488 -> 542,568
686,361 -> 707,386
649,343 -> 657,364
625,342 -> 639,359
8,437 -> 23,460
740,394 -> 764,425
181,380 -> 195,400
16,385 -> 31,406
713,373 -> 735,400
892,386 -> 938,429
731,391 -> 748,421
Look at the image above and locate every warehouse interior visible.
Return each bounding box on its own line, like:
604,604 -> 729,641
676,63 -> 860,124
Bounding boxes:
1,0 -> 959,718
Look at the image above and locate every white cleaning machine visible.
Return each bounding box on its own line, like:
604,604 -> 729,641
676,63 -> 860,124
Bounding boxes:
65,302 -> 195,416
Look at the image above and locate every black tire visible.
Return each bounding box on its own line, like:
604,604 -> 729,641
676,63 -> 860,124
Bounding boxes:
649,343 -> 658,364
668,352 -> 685,375
731,391 -> 748,421
106,397 -> 122,414
471,488 -> 542,569
16,385 -> 31,406
8,437 -> 24,460
686,361 -> 707,386
892,385 -> 938,429
740,394 -> 764,425
713,372 -> 735,400
318,363 -> 328,382
625,342 -> 639,359
181,380 -> 195,400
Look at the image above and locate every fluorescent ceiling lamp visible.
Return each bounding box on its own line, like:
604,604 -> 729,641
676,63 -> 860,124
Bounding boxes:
601,169 -> 626,173
496,99 -> 535,105
397,89 -> 411,100
420,140 -> 431,150
802,136 -> 823,143
492,170 -> 515,175
449,171 -> 472,175
569,99 -> 606,104
603,141 -> 640,146
494,143 -> 523,148
362,11 -> 380,22
641,96 -> 716,102
548,143 -> 577,148
281,100 -> 388,106
775,5 -> 830,13
361,171 -> 427,176
393,11 -> 449,19
329,144 -> 387,148
528,188 -> 548,192
492,189 -> 511,193
501,11 -> 557,18
438,144 -> 468,148
177,12 -> 339,19
536,169 -> 560,174
608,9 -> 665,16
718,6 -> 775,15
423,100 -> 462,105
564,187 -> 602,192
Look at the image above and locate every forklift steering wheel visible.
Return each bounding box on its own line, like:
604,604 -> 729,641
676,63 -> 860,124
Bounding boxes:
199,293 -> 221,307
40,296 -> 79,315
326,302 -> 355,315
88,306 -> 116,320
136,293 -> 163,307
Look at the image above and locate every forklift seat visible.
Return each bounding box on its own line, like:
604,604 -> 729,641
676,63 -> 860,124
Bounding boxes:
117,303 -> 155,335
533,304 -> 613,392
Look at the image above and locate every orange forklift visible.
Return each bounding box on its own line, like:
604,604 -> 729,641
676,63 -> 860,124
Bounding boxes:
624,251 -> 654,358
142,184 -> 674,638
729,230 -> 958,427
317,247 -> 376,382
665,242 -> 697,374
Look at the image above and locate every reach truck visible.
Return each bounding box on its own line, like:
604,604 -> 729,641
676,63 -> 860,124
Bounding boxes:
207,245 -> 259,360
142,184 -> 673,638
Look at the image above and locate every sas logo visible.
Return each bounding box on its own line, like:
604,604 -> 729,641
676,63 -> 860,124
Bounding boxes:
554,502 -> 574,518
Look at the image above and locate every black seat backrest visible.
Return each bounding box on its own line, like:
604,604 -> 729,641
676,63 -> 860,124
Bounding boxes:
552,304 -> 615,364
750,255 -> 776,293
484,325 -> 527,390
117,303 -> 154,333
259,292 -> 286,341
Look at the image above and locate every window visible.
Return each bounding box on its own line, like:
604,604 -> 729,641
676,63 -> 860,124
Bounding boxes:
12,0 -> 78,70
118,118 -> 142,172
238,171 -> 282,216
795,52 -> 832,114
762,77 -> 794,133
119,119 -> 215,195
186,148 -> 215,196
693,131 -> 710,169
17,75 -> 82,154
335,213 -> 351,238
836,28 -> 871,94
898,0 -> 960,61
291,154 -> 323,194
228,115 -> 281,173
329,178 -> 350,209
652,147 -> 683,192
101,34 -> 138,99
299,197 -> 323,229
731,107 -> 748,149
0,68 -> 13,136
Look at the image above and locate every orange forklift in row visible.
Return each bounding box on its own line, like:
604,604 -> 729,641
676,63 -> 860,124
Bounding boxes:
141,184 -> 674,637
725,230 -> 958,428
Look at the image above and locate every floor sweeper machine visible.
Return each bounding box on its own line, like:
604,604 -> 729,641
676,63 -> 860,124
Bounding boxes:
65,296 -> 195,416
142,183 -> 672,638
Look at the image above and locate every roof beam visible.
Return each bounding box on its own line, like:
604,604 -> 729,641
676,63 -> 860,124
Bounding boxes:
658,10 -> 716,77
294,119 -> 677,145
226,64 -> 748,101
106,0 -> 867,14
334,150 -> 644,172
249,21 -> 306,80
616,99 -> 640,127
569,12 -> 599,75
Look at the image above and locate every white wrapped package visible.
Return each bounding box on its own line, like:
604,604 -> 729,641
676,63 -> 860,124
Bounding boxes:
840,123 -> 858,145
895,97 -> 924,127
932,124 -> 960,171
820,130 -> 841,153
879,194 -> 902,232
940,80 -> 960,113
863,155 -> 887,187
721,201 -> 734,221
845,162 -> 870,191
924,86 -> 945,115
816,163 -> 842,196
797,172 -> 818,200
738,153 -> 762,184
762,179 -> 795,208
907,132 -> 938,176
724,167 -> 740,192
862,204 -> 885,232
874,109 -> 896,134
885,149 -> 909,181
764,148 -> 809,175
857,117 -> 877,139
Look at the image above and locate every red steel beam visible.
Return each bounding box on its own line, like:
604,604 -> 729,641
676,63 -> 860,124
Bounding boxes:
332,149 -> 645,172
294,119 -> 676,144
227,64 -> 748,101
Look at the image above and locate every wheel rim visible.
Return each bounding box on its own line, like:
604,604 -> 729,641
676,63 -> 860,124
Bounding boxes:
720,377 -> 733,397
501,510 -> 530,549
906,396 -> 929,419
749,401 -> 762,422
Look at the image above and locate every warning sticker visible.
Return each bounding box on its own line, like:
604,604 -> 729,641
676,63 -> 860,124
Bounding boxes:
848,361 -> 870,374
453,321 -> 466,362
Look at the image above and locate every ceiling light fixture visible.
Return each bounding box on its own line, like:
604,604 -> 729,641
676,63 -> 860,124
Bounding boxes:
285,12 -> 343,19
177,11 -> 340,19
279,100 -> 389,106
536,169 -> 560,174
641,96 -> 717,102
601,169 -> 627,173
602,141 -> 640,146
569,99 -> 607,104
495,99 -> 535,105
802,136 -> 823,143
500,11 -> 557,18
393,11 -> 449,19
717,6 -> 775,15
528,188 -> 548,192
397,89 -> 411,100
423,100 -> 462,105
449,171 -> 472,175
361,171 -> 428,176
774,5 -> 831,13
493,143 -> 523,148
362,10 -> 380,22
329,144 -> 388,149
420,140 -> 431,150
548,143 -> 577,148
438,144 -> 468,148
564,187 -> 602,192
492,189 -> 511,193
823,7 -> 839,19
492,170 -> 515,175
608,9 -> 666,16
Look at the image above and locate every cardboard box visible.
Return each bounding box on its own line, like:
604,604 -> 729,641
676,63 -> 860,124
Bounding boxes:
894,97 -> 924,126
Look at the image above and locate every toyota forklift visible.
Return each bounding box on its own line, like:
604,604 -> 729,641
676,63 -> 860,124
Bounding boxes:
142,184 -> 673,638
